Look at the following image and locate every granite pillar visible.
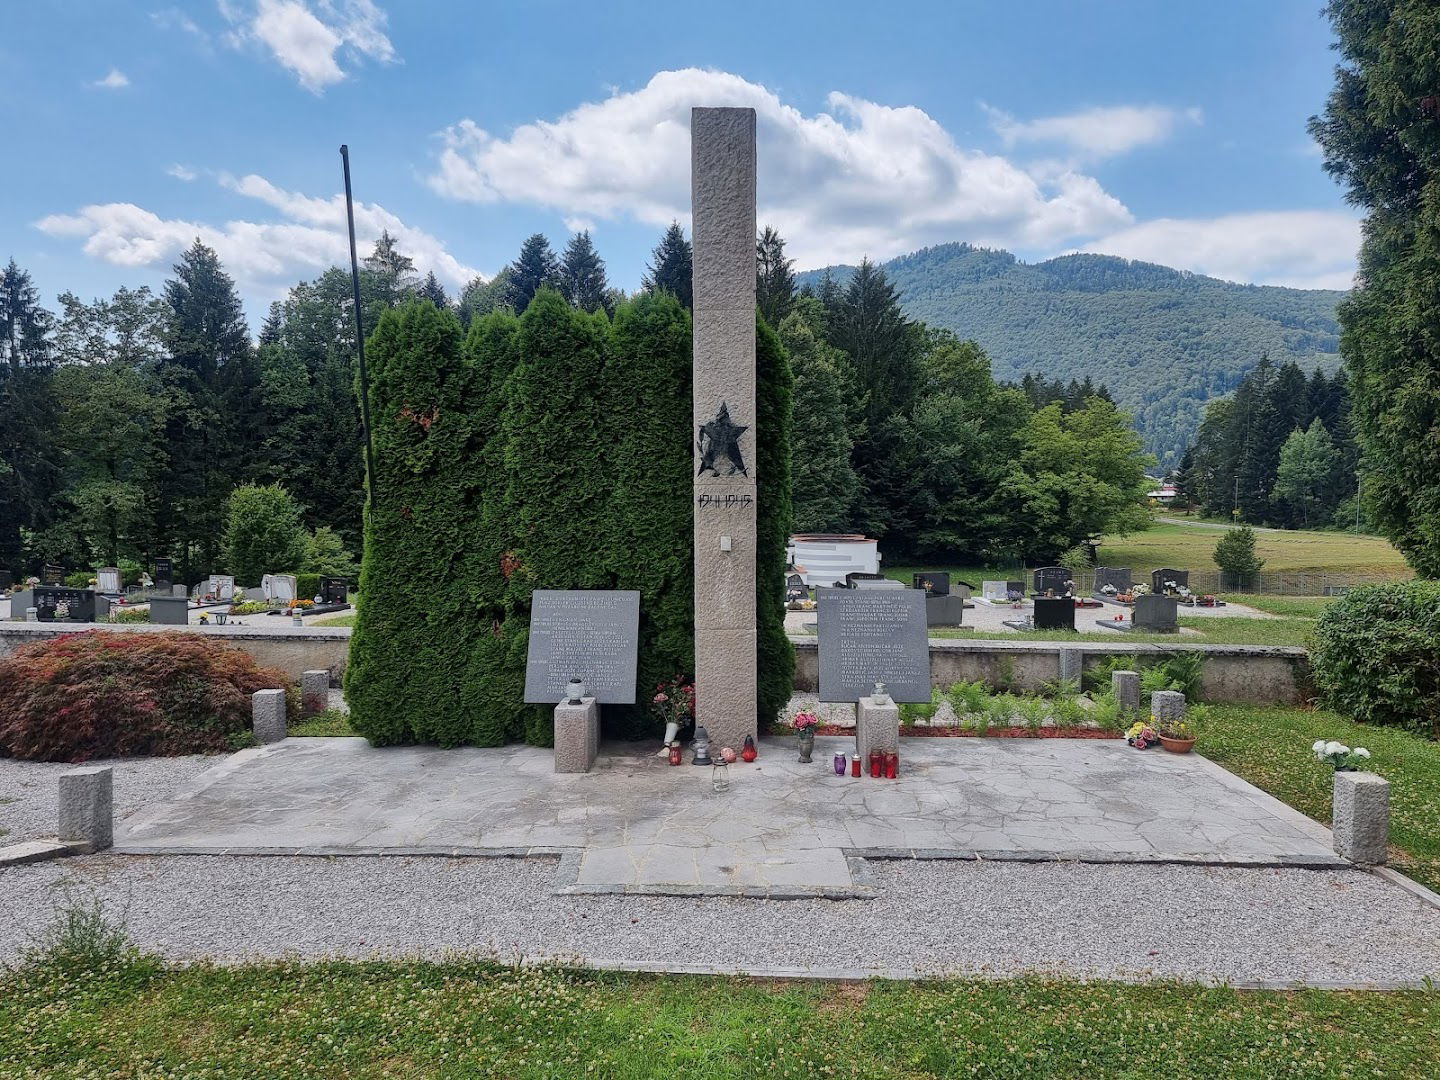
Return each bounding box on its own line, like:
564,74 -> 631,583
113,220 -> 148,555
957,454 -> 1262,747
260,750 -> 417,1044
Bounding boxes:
252,688 -> 288,744
1112,670 -> 1141,716
301,669 -> 329,716
1333,771 -> 1389,865
58,766 -> 113,851
554,697 -> 600,773
692,105 -> 758,751
856,693 -> 900,764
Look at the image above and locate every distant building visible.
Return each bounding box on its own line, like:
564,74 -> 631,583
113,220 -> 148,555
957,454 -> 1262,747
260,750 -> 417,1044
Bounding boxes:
1147,483 -> 1178,504
787,534 -> 881,588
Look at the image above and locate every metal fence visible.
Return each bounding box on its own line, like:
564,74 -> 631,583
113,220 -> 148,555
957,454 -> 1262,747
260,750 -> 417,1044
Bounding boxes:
1052,568 -> 1409,598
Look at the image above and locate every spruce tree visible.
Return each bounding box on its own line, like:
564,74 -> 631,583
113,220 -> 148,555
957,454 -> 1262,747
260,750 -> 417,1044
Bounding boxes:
642,222 -> 693,309
0,259 -> 58,571
417,271 -> 449,309
457,269 -> 513,325
756,226 -> 796,328
1310,0 -> 1440,574
506,234 -> 560,314
559,231 -> 611,314
363,231 -> 418,307
755,313 -> 795,727
780,298 -> 860,532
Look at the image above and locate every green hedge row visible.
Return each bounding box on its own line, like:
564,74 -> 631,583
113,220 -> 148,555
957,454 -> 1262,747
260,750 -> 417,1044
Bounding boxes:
345,292 -> 794,747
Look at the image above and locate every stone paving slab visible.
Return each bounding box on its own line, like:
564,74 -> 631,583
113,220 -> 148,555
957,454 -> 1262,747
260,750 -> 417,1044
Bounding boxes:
111,735 -> 1339,894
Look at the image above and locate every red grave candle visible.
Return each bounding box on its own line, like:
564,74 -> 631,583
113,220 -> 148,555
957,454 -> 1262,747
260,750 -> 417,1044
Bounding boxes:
869,748 -> 883,778
850,754 -> 861,777
884,751 -> 899,779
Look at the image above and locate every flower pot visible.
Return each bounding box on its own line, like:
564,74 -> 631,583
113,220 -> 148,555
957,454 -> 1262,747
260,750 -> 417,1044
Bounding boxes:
1159,734 -> 1196,754
797,730 -> 815,763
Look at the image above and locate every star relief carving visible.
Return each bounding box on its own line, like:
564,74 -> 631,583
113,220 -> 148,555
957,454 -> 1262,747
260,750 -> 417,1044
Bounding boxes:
697,401 -> 749,477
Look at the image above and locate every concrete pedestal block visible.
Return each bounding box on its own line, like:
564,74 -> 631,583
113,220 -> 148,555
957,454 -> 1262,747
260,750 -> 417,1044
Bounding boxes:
925,593 -> 965,627
554,697 -> 599,773
301,669 -> 329,716
172,584 -> 189,598
856,694 -> 900,764
58,766 -> 112,851
1333,771 -> 1389,865
252,688 -> 288,744
148,596 -> 190,625
1151,690 -> 1186,725
1113,670 -> 1141,716
1058,648 -> 1083,684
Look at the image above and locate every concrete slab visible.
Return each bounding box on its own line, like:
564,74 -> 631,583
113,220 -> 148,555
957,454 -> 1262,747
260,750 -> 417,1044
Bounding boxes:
112,736 -> 1340,895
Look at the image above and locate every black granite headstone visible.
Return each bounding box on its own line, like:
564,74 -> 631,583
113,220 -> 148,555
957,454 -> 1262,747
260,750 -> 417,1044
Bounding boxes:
42,564 -> 65,586
154,558 -> 173,590
1133,593 -> 1179,632
817,588 -> 930,703
32,586 -> 95,623
1093,566 -> 1132,595
1032,566 -> 1071,596
1151,568 -> 1189,594
912,571 -> 950,596
319,576 -> 350,605
844,572 -> 886,588
1033,596 -> 1076,631
523,590 -> 640,704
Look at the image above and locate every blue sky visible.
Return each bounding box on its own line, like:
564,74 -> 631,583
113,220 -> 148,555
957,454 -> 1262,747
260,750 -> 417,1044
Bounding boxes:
1,1 -> 1356,324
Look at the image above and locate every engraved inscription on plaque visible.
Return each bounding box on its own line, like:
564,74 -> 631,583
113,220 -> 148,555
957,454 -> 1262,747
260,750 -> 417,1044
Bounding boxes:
523,590 -> 640,704
816,588 -> 930,703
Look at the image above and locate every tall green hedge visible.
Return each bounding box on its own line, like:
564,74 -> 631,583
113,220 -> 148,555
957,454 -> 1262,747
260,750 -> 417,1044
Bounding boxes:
755,314 -> 795,727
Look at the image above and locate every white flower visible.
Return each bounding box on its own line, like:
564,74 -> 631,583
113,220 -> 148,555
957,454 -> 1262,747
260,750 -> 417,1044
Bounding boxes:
1312,740 -> 1327,754
1352,747 -> 1371,759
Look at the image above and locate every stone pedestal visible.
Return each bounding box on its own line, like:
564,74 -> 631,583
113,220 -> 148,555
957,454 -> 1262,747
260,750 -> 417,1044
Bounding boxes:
1151,690 -> 1186,726
692,106 -> 758,751
925,593 -> 965,627
1058,648 -> 1083,684
554,697 -> 599,773
1112,670 -> 1141,716
1333,771 -> 1389,865
301,670 -> 329,716
148,596 -> 189,625
58,766 -> 112,851
856,694 -> 900,764
252,688 -> 288,744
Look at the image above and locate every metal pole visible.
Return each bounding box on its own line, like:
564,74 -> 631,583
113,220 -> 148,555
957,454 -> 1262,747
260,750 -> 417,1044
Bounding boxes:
341,144 -> 379,507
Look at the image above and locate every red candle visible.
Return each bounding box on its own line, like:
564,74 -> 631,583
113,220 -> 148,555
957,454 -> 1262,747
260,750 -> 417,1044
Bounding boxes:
850,754 -> 861,777
741,735 -> 758,763
884,751 -> 899,779
668,742 -> 682,766
869,749 -> 883,778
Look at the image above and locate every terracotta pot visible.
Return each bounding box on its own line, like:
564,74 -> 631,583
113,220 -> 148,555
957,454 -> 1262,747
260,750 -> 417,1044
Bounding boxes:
1159,734 -> 1196,754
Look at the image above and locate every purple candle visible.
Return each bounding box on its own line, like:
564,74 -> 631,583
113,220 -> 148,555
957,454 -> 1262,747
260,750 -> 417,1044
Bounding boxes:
833,751 -> 846,776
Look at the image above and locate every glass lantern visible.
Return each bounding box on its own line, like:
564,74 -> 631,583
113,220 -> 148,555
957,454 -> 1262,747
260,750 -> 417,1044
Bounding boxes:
691,725 -> 713,766
566,676 -> 585,704
711,757 -> 730,792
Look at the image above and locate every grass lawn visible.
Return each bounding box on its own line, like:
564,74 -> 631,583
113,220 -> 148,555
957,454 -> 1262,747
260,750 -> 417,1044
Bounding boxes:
1201,706 -> 1440,894
312,613 -> 357,627
289,708 -> 356,737
1236,595 -> 1337,618
4,959 -> 1438,1079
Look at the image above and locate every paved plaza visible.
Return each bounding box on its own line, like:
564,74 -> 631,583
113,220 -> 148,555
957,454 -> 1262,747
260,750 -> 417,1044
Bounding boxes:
113,735 -> 1342,897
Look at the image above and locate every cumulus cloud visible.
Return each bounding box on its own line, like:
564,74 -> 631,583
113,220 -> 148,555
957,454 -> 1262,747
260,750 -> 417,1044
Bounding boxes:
426,68 -> 1135,269
1079,210 -> 1360,290
93,68 -> 130,89
220,0 -> 396,93
985,103 -> 1202,161
35,171 -> 479,309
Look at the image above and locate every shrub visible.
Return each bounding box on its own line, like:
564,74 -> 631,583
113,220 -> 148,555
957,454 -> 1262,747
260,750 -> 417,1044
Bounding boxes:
65,572 -> 93,588
1214,525 -> 1264,588
295,573 -> 321,601
0,631 -> 291,761
222,483 -> 308,586
1311,581 -> 1440,738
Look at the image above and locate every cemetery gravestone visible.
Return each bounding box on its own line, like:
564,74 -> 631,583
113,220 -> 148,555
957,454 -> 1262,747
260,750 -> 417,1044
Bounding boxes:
1133,593 -> 1179,633
262,574 -> 297,604
320,576 -> 349,606
153,559 -> 173,591
42,564 -> 65,586
32,587 -> 96,623
148,596 -> 190,625
981,580 -> 1009,602
1151,568 -> 1189,594
1032,567 -> 1071,596
817,588 -> 930,703
96,567 -> 122,595
1093,566 -> 1132,597
1033,596 -> 1076,632
1006,580 -> 1026,600
912,572 -> 950,596
523,590 -> 640,704
852,578 -> 904,589
207,575 -> 235,601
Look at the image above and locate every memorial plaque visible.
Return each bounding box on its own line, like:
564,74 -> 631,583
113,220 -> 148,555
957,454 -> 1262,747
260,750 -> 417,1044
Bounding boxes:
42,563 -> 65,586
319,576 -> 349,605
154,558 -> 173,589
97,567 -> 122,595
912,571 -> 950,596
32,586 -> 95,623
524,590 -> 640,704
817,588 -> 930,703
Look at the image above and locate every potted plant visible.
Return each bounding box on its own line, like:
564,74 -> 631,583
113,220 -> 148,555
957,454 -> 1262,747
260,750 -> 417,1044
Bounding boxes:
1157,718 -> 1196,753
650,675 -> 695,756
1312,740 -> 1371,771
792,709 -> 819,762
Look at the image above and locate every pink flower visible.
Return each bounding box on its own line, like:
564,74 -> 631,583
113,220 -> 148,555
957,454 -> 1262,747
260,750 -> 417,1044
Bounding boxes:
653,693 -> 668,704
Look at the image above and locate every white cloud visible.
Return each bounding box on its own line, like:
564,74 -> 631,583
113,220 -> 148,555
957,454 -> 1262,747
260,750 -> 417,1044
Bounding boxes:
167,164 -> 198,181
93,68 -> 130,89
36,171 -> 479,311
220,0 -> 396,93
1079,210 -> 1360,289
426,68 -> 1135,269
985,103 -> 1202,161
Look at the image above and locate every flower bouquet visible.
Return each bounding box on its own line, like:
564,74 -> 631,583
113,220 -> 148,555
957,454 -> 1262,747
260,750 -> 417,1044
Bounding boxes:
1312,740 -> 1371,772
792,709 -> 819,762
651,675 -> 695,755
1125,720 -> 1159,749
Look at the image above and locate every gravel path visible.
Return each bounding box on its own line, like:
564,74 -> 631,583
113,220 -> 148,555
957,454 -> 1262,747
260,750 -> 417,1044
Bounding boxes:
0,755 -> 218,845
3,855 -> 1438,987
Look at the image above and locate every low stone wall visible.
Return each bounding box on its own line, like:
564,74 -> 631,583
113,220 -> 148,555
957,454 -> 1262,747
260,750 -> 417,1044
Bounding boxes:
0,623 -> 351,684
790,637 -> 1312,706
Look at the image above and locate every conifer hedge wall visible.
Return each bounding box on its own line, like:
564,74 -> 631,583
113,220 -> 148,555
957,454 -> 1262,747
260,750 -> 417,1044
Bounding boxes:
346,295 -> 794,746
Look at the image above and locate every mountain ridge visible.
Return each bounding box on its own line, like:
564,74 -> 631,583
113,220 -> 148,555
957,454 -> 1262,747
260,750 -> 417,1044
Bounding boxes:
795,243 -> 1347,467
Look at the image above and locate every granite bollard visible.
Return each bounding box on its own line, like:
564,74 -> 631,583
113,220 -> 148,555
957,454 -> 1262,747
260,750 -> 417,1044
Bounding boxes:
1151,689 -> 1186,726
1058,648 -> 1083,684
58,766 -> 113,851
554,697 -> 599,773
1112,670 -> 1141,716
856,692 -> 900,765
301,669 -> 329,716
252,688 -> 288,744
1332,771 -> 1389,865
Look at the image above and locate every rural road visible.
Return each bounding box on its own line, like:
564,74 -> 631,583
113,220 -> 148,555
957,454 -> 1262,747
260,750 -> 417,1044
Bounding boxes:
1156,516 -> 1285,533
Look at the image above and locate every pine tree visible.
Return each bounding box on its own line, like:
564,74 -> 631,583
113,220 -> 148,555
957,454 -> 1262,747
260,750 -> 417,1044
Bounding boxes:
756,226 -> 796,329
642,222 -> 692,309
417,271 -> 449,309
506,234 -> 560,314
559,231 -> 611,314
1310,0 -> 1440,574
0,259 -> 59,570
457,269 -> 513,325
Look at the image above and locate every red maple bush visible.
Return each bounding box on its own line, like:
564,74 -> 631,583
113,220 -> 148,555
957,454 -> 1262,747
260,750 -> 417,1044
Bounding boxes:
0,631 -> 291,761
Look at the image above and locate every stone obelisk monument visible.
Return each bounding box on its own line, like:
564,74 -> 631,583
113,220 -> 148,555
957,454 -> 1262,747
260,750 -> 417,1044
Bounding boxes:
691,106 -> 757,751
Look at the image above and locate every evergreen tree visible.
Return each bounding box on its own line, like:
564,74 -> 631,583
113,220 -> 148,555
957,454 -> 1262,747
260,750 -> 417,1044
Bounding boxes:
559,231 -> 611,314
779,298 -> 860,532
755,313 -> 795,728
417,271 -> 449,309
155,240 -> 255,576
457,269 -> 513,325
0,259 -> 59,571
1214,524 -> 1265,587
756,226 -> 796,328
1310,0 -> 1440,574
222,483 -> 308,584
363,230 -> 418,308
506,234 -> 560,314
642,222 -> 692,309
1273,419 -> 1342,528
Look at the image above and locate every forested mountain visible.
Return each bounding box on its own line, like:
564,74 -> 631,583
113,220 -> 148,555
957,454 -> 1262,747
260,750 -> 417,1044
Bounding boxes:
798,244 -> 1346,468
